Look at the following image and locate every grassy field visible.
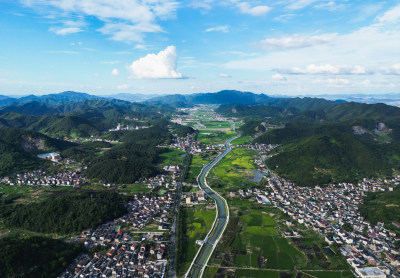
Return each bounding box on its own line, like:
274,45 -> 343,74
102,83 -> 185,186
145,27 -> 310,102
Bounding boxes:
202,121 -> 232,129
179,205 -> 216,276
198,130 -> 237,145
158,147 -> 185,167
119,183 -> 153,194
209,200 -> 353,277
232,136 -> 253,145
184,154 -> 208,184
208,147 -> 259,192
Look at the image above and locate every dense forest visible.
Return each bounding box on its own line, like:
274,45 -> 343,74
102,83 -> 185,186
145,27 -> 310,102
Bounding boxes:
0,128 -> 75,176
266,132 -> 400,186
1,191 -> 127,233
0,236 -> 84,278
85,121 -> 172,183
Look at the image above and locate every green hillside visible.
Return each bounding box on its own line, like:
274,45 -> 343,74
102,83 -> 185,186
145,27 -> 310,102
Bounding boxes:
0,236 -> 84,278
0,128 -> 75,176
266,132 -> 400,186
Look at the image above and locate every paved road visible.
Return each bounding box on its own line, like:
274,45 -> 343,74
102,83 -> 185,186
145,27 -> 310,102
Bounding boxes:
168,136 -> 194,278
186,135 -> 240,278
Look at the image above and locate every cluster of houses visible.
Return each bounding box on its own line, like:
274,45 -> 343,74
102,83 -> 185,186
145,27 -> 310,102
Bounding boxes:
60,237 -> 168,278
61,194 -> 174,277
166,133 -> 192,152
0,169 -> 86,187
108,123 -> 148,132
183,189 -> 207,204
265,173 -> 400,277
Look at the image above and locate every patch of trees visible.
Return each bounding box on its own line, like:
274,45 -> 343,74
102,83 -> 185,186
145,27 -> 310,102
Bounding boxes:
0,235 -> 84,278
176,206 -> 188,275
1,191 -> 127,234
359,186 -> 400,225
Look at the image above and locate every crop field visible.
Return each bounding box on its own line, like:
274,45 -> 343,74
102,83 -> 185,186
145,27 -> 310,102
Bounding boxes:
179,205 -> 216,275
158,147 -> 185,167
209,201 -> 353,277
208,147 -> 258,191
232,136 -> 253,145
202,121 -> 232,129
197,130 -> 237,145
184,154 -> 208,184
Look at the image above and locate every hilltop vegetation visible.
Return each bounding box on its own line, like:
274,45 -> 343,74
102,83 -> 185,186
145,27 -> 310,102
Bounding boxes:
85,121 -> 172,183
0,128 -> 75,176
0,191 -> 127,234
359,186 -> 400,225
267,132 -> 400,186
0,95 -> 174,138
0,236 -> 84,278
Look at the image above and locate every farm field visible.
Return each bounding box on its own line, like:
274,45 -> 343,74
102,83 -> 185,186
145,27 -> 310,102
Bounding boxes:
202,121 -> 232,129
208,200 -> 353,278
208,147 -> 259,192
178,205 -> 216,276
232,136 -> 253,145
197,130 -> 237,145
185,153 -> 215,184
158,147 -> 185,167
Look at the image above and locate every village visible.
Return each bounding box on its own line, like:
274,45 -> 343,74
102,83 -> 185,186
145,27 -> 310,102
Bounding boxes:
263,173 -> 400,278
59,194 -> 174,278
0,169 -> 86,187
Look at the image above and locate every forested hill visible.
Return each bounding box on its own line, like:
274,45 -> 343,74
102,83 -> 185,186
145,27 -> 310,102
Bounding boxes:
84,120 -> 173,183
0,99 -> 174,138
267,131 -> 400,186
0,128 -> 76,176
146,90 -> 342,108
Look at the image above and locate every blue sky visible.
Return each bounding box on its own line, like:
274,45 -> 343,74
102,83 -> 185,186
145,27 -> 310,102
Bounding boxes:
0,0 -> 399,96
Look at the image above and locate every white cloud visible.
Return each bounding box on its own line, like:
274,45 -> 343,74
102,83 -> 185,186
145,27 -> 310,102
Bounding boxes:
21,0 -> 179,42
50,27 -> 82,35
277,64 -> 370,75
259,33 -> 336,50
315,78 -> 350,86
117,84 -> 130,90
189,0 -> 215,10
218,73 -> 231,78
272,74 -> 287,81
127,45 -> 183,79
205,25 -> 229,33
381,64 -> 400,75
49,19 -> 85,35
111,68 -> 119,76
377,3 -> 400,24
236,2 -> 271,16
225,4 -> 400,75
286,0 -> 319,10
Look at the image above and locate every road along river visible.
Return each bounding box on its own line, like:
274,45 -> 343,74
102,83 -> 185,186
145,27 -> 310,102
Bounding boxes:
185,135 -> 240,278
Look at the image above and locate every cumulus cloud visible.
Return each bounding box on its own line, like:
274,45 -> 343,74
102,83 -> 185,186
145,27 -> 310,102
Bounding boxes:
272,74 -> 287,81
381,64 -> 400,75
277,64 -> 370,75
205,25 -> 229,33
21,0 -> 179,42
218,73 -> 231,78
259,33 -> 336,50
111,68 -> 119,76
236,2 -> 271,16
127,46 -> 183,79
